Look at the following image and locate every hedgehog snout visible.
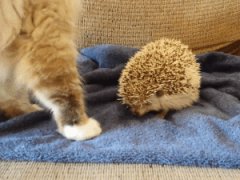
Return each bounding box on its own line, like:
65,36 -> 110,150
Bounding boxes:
133,94 -> 165,116
130,103 -> 153,116
132,108 -> 146,116
130,106 -> 144,116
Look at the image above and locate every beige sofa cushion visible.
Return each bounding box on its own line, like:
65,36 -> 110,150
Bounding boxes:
76,0 -> 240,54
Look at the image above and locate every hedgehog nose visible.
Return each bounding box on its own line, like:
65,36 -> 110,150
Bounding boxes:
131,108 -> 139,115
132,109 -> 145,116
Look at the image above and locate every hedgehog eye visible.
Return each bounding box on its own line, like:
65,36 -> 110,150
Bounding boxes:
156,90 -> 164,97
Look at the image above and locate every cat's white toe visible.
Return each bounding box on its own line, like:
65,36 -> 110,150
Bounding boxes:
61,118 -> 102,141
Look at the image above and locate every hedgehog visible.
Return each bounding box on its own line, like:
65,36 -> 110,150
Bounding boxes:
118,38 -> 201,118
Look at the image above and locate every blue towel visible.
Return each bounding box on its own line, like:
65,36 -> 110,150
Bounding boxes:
0,44 -> 240,168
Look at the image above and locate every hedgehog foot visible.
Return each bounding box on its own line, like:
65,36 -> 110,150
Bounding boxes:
158,110 -> 168,119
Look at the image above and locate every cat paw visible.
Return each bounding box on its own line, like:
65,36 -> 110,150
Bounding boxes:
60,118 -> 102,141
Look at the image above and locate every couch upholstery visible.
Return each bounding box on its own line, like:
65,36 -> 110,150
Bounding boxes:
1,162 -> 240,180
76,0 -> 240,54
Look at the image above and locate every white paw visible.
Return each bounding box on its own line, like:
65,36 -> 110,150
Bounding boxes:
61,118 -> 102,141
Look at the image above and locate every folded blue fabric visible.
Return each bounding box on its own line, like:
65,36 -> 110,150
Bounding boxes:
81,44 -> 138,68
0,45 -> 240,169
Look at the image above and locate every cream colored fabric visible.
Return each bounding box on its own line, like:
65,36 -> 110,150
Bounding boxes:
76,0 -> 240,54
0,161 -> 240,180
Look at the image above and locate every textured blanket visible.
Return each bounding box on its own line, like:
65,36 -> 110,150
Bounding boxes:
0,44 -> 240,168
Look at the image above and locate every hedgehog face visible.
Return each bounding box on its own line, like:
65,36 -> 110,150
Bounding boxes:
132,105 -> 155,116
130,93 -> 163,116
130,103 -> 152,116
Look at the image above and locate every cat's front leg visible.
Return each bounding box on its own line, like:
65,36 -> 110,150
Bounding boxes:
35,76 -> 102,141
17,49 -> 102,141
34,85 -> 102,141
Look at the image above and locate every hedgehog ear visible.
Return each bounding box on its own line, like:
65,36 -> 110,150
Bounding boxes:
156,90 -> 164,97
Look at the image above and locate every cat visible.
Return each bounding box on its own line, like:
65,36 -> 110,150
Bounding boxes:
0,0 -> 102,140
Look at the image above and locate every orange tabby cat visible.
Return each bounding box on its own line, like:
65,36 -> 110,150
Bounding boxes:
0,0 -> 102,140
